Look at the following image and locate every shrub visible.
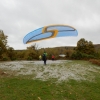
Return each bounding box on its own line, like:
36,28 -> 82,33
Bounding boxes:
89,59 -> 100,66
27,56 -> 33,60
71,51 -> 83,60
71,51 -> 96,60
1,53 -> 10,61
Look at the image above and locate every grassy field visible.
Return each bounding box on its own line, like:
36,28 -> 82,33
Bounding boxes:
0,60 -> 100,100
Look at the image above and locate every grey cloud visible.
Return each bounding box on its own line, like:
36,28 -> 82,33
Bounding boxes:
0,0 -> 100,49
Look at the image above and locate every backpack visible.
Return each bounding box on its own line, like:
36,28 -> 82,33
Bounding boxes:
42,53 -> 46,60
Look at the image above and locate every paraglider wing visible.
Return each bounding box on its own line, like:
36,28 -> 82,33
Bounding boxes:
23,25 -> 78,44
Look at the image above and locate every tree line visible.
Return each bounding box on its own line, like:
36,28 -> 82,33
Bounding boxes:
0,30 -> 100,61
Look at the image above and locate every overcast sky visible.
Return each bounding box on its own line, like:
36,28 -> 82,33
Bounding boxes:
0,0 -> 100,50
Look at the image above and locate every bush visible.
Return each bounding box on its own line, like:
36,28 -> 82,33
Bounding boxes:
1,53 -> 10,61
27,56 -> 33,60
11,57 -> 16,61
71,51 -> 83,60
2,57 -> 8,61
89,59 -> 100,66
71,51 -> 96,60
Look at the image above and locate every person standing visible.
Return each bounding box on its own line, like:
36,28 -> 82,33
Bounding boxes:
39,55 -> 42,60
42,52 -> 47,65
52,55 -> 55,61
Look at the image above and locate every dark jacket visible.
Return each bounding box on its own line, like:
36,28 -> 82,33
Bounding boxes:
42,53 -> 47,61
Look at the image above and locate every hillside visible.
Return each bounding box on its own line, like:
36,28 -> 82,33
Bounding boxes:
15,44 -> 100,52
93,44 -> 100,50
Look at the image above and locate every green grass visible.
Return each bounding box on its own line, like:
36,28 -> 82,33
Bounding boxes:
0,60 -> 100,100
0,75 -> 100,100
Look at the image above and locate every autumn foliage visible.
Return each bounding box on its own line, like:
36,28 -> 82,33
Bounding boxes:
0,31 -> 100,61
89,59 -> 100,66
71,38 -> 99,60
